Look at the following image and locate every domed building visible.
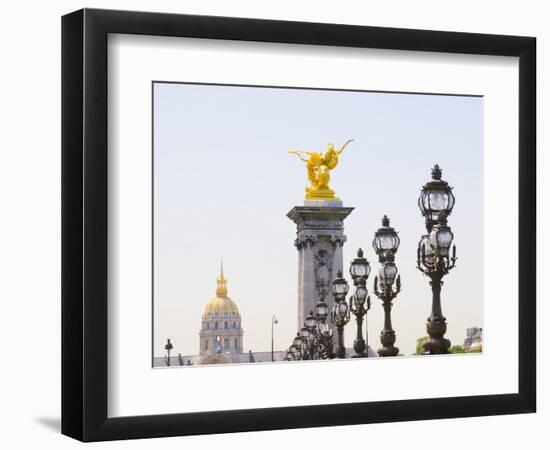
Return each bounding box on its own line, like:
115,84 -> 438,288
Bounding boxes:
199,262 -> 244,358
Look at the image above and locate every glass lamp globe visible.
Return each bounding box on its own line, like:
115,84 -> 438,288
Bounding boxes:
355,285 -> 368,305
349,248 -> 371,281
418,164 -> 456,228
373,215 -> 400,262
315,300 -> 329,320
379,263 -> 398,287
331,271 -> 349,298
337,301 -> 348,318
430,223 -> 454,257
317,321 -> 329,335
419,234 -> 434,257
305,311 -> 317,330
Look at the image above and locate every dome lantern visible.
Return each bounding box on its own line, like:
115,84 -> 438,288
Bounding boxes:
203,260 -> 241,318
216,260 -> 228,297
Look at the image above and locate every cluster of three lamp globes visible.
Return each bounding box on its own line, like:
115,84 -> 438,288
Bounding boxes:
331,215 -> 401,318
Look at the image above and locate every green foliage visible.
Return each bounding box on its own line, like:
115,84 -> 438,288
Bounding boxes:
414,336 -> 429,355
450,344 -> 466,354
412,337 -> 483,356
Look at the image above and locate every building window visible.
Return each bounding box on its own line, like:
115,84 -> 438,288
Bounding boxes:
224,321 -> 228,329
234,338 -> 238,348
205,340 -> 208,350
206,322 -> 209,330
224,338 -> 229,350
214,322 -> 218,330
233,321 -> 236,328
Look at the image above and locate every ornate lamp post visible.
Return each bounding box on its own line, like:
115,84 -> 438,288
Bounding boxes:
283,348 -> 294,361
164,338 -> 173,366
288,344 -> 297,361
292,333 -> 304,360
372,215 -> 401,357
271,315 -> 278,362
299,325 -> 311,359
303,311 -> 318,359
348,249 -> 371,358
330,271 -> 350,358
417,165 -> 457,355
315,299 -> 334,359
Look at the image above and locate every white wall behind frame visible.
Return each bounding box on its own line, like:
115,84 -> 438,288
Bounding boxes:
0,1 -> 545,450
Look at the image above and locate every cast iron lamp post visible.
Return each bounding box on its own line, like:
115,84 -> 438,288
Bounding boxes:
288,345 -> 297,360
304,311 -> 318,359
292,333 -> 304,360
348,249 -> 372,358
417,165 -> 457,355
285,303 -> 331,361
271,315 -> 278,362
372,215 -> 401,357
315,298 -> 335,359
283,348 -> 294,361
299,325 -> 312,360
330,271 -> 350,358
164,338 -> 173,366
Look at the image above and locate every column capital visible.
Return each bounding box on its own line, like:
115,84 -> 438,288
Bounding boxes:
330,234 -> 347,247
294,234 -> 319,249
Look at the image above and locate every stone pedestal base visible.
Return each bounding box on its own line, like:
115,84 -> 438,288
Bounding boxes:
378,331 -> 399,357
305,186 -> 337,200
287,202 -> 354,329
423,319 -> 451,354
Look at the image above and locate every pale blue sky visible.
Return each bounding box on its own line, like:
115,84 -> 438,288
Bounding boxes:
153,82 -> 483,358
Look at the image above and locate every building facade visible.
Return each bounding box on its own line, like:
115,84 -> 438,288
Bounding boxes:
463,327 -> 483,352
199,263 -> 244,357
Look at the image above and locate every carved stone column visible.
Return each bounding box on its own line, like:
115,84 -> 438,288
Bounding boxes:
287,200 -> 354,330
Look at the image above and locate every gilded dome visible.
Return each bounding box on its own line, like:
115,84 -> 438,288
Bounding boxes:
203,295 -> 240,317
203,261 -> 240,318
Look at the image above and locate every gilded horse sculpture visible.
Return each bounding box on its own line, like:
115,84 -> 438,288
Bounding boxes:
289,139 -> 353,200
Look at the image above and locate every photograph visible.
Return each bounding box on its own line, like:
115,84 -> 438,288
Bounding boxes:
152,82 -> 483,367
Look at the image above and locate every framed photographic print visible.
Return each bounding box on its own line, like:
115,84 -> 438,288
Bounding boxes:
61,8 -> 536,442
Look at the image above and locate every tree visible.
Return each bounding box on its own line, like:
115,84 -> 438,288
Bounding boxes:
414,336 -> 429,355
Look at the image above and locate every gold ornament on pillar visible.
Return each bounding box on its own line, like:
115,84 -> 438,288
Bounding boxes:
289,139 -> 353,200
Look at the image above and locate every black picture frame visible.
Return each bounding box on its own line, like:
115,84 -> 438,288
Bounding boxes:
62,8 -> 536,442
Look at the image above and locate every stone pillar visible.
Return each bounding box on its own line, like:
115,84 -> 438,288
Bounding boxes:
287,200 -> 354,330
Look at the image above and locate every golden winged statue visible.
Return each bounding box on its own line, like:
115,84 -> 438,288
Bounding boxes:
289,139 -> 353,200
